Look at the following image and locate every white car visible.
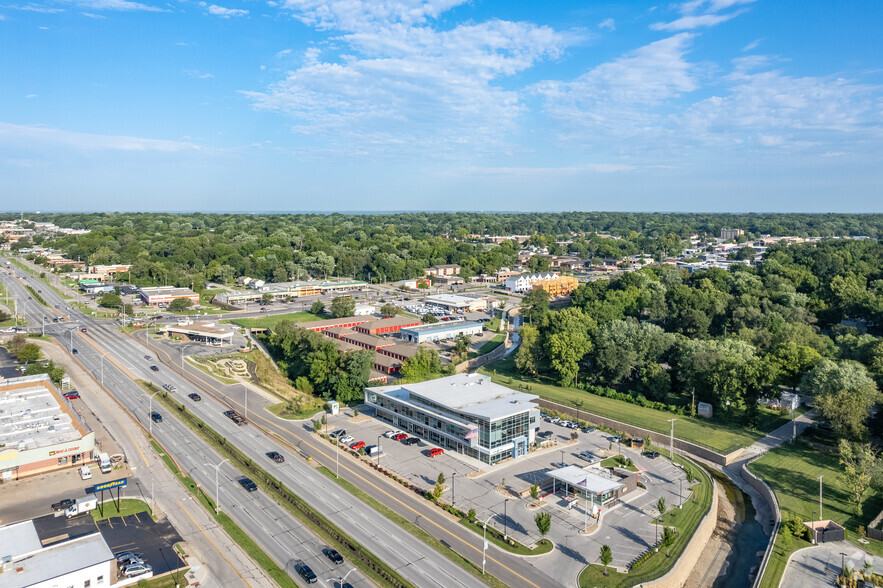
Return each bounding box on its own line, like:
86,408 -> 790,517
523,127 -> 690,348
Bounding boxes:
339,435 -> 354,444
79,466 -> 92,480
383,430 -> 402,438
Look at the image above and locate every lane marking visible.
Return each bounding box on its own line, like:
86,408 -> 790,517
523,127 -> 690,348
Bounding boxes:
176,499 -> 254,588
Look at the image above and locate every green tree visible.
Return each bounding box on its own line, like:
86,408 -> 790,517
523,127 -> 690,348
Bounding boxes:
802,359 -> 880,440
530,484 -> 539,500
657,496 -> 667,518
534,511 -> 551,537
661,526 -> 677,556
521,288 -> 550,323
310,300 -> 325,315
18,343 -> 41,363
330,296 -> 356,318
380,303 -> 398,316
437,472 -> 446,486
514,324 -> 542,376
336,350 -> 373,402
169,298 -> 193,311
546,330 -> 591,387
838,439 -> 878,514
24,359 -> 65,384
261,293 -> 274,305
97,292 -> 122,309
400,347 -> 443,382
422,313 -> 439,324
599,544 -> 612,576
453,333 -> 470,356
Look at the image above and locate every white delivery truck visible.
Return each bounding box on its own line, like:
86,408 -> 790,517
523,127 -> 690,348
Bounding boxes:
97,452 -> 112,474
65,496 -> 97,518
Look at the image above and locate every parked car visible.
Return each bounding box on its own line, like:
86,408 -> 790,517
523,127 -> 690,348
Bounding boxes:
536,431 -> 553,439
350,441 -> 366,450
578,451 -> 598,462
427,447 -> 444,457
63,390 -> 80,400
295,563 -> 317,584
382,430 -> 399,438
52,498 -> 76,512
121,563 -> 152,578
582,426 -> 596,433
392,433 -> 408,441
188,393 -> 201,401
266,451 -> 285,463
644,451 -> 660,459
80,328 -> 87,333
239,477 -> 258,492
559,420 -> 572,428
567,422 -> 581,429
115,551 -> 142,563
150,365 -> 159,371
330,429 -> 346,438
72,348 -> 78,354
403,437 -> 420,445
548,416 -> 561,423
150,411 -> 162,423
117,555 -> 144,567
339,435 -> 354,444
323,548 -> 344,565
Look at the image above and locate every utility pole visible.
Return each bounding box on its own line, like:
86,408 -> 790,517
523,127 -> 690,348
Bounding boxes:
668,418 -> 676,459
819,475 -> 824,522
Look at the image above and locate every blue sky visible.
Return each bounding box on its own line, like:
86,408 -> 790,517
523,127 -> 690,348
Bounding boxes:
1,0 -> 881,212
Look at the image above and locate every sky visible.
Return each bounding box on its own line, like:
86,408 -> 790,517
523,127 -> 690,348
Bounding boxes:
1,0 -> 882,213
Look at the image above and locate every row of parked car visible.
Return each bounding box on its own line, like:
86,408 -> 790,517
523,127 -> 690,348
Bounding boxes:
115,551 -> 152,579
329,428 -> 444,457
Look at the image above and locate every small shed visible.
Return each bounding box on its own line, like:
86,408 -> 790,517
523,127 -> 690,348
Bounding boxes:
327,400 -> 340,416
698,402 -> 713,418
804,520 -> 845,544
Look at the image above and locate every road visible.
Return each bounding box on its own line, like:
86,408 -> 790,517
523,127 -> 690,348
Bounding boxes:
1,265 -> 489,588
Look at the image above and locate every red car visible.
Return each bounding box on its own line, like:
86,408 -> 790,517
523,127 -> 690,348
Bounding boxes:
80,328 -> 88,333
63,391 -> 80,400
350,441 -> 366,450
392,433 -> 408,441
427,448 -> 444,457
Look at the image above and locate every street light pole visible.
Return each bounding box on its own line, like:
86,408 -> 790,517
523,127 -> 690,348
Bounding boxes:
504,499 -> 509,541
205,458 -> 230,514
327,567 -> 357,588
668,418 -> 676,459
142,391 -> 159,436
452,472 -> 456,508
819,475 -> 824,522
377,435 -> 382,466
482,514 -> 494,574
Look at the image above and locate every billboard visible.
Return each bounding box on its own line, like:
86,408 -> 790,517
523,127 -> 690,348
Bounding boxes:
90,478 -> 127,493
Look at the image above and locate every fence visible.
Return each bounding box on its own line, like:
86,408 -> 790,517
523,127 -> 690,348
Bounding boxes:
868,527 -> 883,541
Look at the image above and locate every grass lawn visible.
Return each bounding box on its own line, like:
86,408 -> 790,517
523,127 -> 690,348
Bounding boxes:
224,311 -> 320,330
601,454 -> 638,472
459,517 -> 554,555
476,334 -> 505,355
480,356 -> 796,455
92,498 -> 153,521
198,289 -> 225,304
578,456 -> 713,587
132,568 -> 190,588
488,316 -> 502,332
749,440 -> 883,587
267,401 -> 325,420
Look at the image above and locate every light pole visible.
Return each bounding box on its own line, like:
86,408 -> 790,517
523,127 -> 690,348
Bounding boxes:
668,418 -> 676,459
452,472 -> 456,508
504,499 -> 509,541
376,435 -> 382,466
205,458 -> 230,514
99,352 -> 109,387
679,478 -> 683,508
180,347 -> 185,370
819,475 -> 824,522
327,567 -> 357,588
482,514 -> 494,574
142,390 -> 159,436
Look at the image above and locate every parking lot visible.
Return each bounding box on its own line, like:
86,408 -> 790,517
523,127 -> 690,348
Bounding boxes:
324,406 -> 692,579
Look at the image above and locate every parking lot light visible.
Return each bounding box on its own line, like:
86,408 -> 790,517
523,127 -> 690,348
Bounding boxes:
377,435 -> 382,467
452,472 -> 456,507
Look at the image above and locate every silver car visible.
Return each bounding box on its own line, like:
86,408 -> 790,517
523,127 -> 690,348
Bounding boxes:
121,563 -> 152,578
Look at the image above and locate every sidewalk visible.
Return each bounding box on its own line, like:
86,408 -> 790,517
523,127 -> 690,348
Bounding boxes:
38,338 -> 276,588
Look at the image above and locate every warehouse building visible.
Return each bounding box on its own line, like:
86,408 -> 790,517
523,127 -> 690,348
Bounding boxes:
364,373 -> 540,465
138,286 -> 200,306
297,316 -> 375,333
399,321 -> 483,344
354,316 -> 422,335
0,374 -> 95,480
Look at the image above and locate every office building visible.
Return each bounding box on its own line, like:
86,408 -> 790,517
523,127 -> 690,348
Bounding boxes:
398,321 -> 483,344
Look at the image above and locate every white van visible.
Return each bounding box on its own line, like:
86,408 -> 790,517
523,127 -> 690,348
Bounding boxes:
79,465 -> 92,480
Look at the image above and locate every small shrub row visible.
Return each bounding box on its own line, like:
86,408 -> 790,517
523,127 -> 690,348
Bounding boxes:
576,383 -> 689,416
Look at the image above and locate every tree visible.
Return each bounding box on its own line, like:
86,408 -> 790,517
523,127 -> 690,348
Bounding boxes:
400,347 -> 443,382
97,292 -> 122,309
18,343 -> 41,363
453,333 -> 470,357
437,472 -> 446,486
530,484 -> 539,500
661,526 -> 677,556
380,303 -> 398,317
261,293 -> 274,305
657,496 -> 667,518
0,310 -> 10,323
599,544 -> 612,576
838,439 -> 878,514
24,359 -> 65,384
802,359 -> 880,440
546,330 -> 591,387
514,324 -> 542,376
422,313 -> 439,324
534,511 -> 551,537
169,298 -> 193,311
521,288 -> 550,323
330,297 -> 356,318
310,300 -> 325,315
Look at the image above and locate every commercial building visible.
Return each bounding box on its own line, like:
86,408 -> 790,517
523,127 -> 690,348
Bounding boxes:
353,316 -> 422,335
214,279 -> 367,306
503,272 -> 578,296
424,264 -> 461,277
296,316 -> 374,333
424,294 -> 487,313
720,228 -> 745,240
0,374 -> 95,480
546,465 -> 632,510
364,373 -> 540,465
504,272 -> 558,293
399,321 -> 483,344
138,286 -> 200,306
354,304 -> 376,316
0,521 -> 115,588
159,321 -> 235,345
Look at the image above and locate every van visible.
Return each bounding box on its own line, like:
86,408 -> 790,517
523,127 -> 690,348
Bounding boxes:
79,465 -> 92,480
98,452 -> 112,474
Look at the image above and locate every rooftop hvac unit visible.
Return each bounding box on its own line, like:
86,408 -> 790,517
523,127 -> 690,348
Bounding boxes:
2,555 -> 13,572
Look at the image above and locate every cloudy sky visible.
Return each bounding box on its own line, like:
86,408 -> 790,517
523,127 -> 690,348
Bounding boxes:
1,0 -> 881,212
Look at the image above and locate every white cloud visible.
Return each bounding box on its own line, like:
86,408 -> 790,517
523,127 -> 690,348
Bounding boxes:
598,18 -> 615,31
459,163 -> 635,177
280,0 -> 469,31
59,0 -> 164,11
25,94 -> 37,98
185,70 -> 214,79
742,38 -> 762,52
0,122 -> 200,152
198,2 -> 248,17
81,12 -> 107,18
10,5 -> 66,13
276,48 -> 292,57
650,12 -> 738,31
821,151 -> 844,157
678,0 -> 756,14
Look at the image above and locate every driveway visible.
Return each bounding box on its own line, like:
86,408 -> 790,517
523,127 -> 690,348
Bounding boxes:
781,541 -> 880,587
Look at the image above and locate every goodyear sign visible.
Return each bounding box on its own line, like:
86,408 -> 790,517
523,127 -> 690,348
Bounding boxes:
91,478 -> 127,493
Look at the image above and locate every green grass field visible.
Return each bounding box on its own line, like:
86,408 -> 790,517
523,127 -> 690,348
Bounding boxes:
749,440 -> 883,586
476,334 -> 505,355
480,356 -> 796,454
224,311 -> 320,330
91,498 -> 153,521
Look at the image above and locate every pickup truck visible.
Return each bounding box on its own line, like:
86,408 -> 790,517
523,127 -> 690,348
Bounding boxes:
223,410 -> 247,425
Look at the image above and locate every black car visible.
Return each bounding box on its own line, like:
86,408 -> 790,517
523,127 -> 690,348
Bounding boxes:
72,348 -> 78,354
239,477 -> 258,492
536,431 -> 553,439
644,451 -> 660,459
323,548 -> 344,565
150,365 -> 159,371
295,563 -> 317,583
150,411 -> 163,423
403,437 -> 420,445
51,498 -> 75,512
266,451 -> 285,463
188,393 -> 202,402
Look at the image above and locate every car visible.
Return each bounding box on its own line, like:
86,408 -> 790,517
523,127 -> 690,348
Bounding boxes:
338,435 -> 354,445
295,563 -> 317,584
144,355 -> 152,360
323,548 -> 344,565
72,348 -> 78,354
188,393 -> 201,401
330,429 -> 346,438
150,411 -> 162,423
118,555 -> 145,567
266,451 -> 285,463
536,431 -> 553,439
550,461 -> 568,469
350,441 -> 366,450
239,477 -> 258,492
610,435 -> 622,443
79,466 -> 92,480
392,433 -> 408,441
559,420 -> 572,427
383,429 -> 404,438
540,412 -> 548,418
150,365 -> 159,371
582,426 -> 596,433
80,328 -> 87,333
114,551 -> 142,563
568,422 -> 581,429
52,498 -> 76,512
427,447 -> 444,457
548,416 -> 561,423
403,437 -> 420,445
63,390 -> 80,399
121,563 -> 152,578
644,451 -> 660,459
162,384 -> 177,392
578,451 -> 598,462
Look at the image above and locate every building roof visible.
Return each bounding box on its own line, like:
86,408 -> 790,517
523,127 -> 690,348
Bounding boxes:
0,521 -> 42,561
0,375 -> 89,452
340,331 -> 393,349
357,316 -> 421,331
138,286 -> 198,298
400,321 -> 481,335
162,322 -> 234,339
425,294 -> 481,307
372,353 -> 402,368
374,373 -> 538,421
296,316 -> 374,331
379,342 -> 421,359
547,466 -> 625,495
0,532 -> 114,588
323,326 -> 352,338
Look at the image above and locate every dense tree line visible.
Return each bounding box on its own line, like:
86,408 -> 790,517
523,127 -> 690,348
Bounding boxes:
516,239 -> 883,434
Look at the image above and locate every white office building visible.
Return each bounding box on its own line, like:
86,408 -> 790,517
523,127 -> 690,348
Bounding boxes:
503,272 -> 558,293
364,373 -> 540,465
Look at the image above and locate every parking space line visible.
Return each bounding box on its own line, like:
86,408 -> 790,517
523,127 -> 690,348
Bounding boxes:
106,518 -> 114,529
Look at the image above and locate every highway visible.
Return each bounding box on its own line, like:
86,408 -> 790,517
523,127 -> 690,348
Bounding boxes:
0,266 -> 489,588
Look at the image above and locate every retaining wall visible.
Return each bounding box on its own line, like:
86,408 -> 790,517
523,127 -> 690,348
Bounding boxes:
742,453 -> 781,588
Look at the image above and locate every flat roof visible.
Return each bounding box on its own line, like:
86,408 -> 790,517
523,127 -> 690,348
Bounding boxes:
162,322 -> 234,338
425,294 -> 481,306
138,286 -> 198,297
340,331 -> 393,349
297,316 -> 374,330
358,316 -> 422,330
0,375 -> 88,451
373,373 -> 539,421
379,342 -> 421,358
400,321 -> 481,335
548,466 -> 625,494
0,532 -> 114,588
0,521 -> 42,560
